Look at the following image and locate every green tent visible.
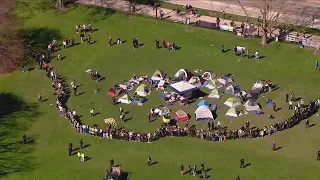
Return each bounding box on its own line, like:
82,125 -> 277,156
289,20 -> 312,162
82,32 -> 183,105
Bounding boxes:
208,88 -> 221,99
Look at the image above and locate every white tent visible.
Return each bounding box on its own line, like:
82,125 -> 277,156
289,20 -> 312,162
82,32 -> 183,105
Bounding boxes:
252,81 -> 264,90
189,76 -> 203,87
225,107 -> 239,117
218,75 -> 233,86
206,79 -> 221,89
225,85 -> 236,95
135,84 -> 150,97
208,88 -> 222,99
244,100 -> 260,112
224,97 -> 242,107
169,81 -> 197,94
151,70 -> 164,81
195,106 -> 214,121
201,71 -> 216,81
173,69 -> 188,81
159,107 -> 170,116
117,94 -> 132,104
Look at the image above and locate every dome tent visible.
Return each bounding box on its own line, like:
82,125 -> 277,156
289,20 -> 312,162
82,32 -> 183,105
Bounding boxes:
151,70 -> 164,81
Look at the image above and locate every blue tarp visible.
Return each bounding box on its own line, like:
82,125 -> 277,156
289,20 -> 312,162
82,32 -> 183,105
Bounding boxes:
197,100 -> 210,107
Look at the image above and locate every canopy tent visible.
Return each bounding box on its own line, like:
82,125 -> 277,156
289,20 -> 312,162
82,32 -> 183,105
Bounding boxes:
225,107 -> 239,117
195,106 -> 214,122
108,85 -> 123,97
197,100 -> 210,107
244,100 -> 260,112
159,107 -> 170,116
172,69 -> 188,82
163,116 -> 170,123
205,79 -> 222,89
151,70 -> 164,81
135,84 -> 150,97
169,81 -> 198,95
208,88 -> 222,99
225,85 -> 240,95
201,71 -> 216,81
188,76 -> 205,87
117,94 -> 132,104
236,46 -> 246,52
224,97 -> 242,107
174,110 -> 189,121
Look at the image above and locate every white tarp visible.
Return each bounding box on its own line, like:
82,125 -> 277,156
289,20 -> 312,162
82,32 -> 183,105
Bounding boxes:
170,81 -> 196,94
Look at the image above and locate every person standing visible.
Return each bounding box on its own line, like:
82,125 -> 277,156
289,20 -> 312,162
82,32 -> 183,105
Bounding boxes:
23,134 -> 27,144
272,141 -> 276,151
120,112 -> 125,123
88,23 -> 92,33
200,162 -> 205,176
147,156 -> 151,166
288,100 -> 293,110
241,48 -> 245,57
273,102 -> 277,112
221,44 -> 225,53
305,119 -> 309,129
156,39 -> 159,49
236,175 -> 240,180
108,36 -> 112,46
81,152 -> 85,162
71,79 -> 77,97
317,150 -> 320,161
290,91 -> 294,101
233,46 -> 237,56
255,50 -> 260,60
87,35 -> 91,44
80,32 -> 84,43
71,37 -> 75,46
76,24 -> 79,33
315,60 -> 318,70
240,158 -> 245,168
285,93 -> 289,103
63,40 -> 67,50
147,112 -> 151,123
110,158 -> 114,167
23,61 -> 28,72
80,139 -> 84,150
117,35 -> 122,44
77,151 -> 81,161
247,49 -> 250,58
180,164 -> 184,175
37,93 -> 43,103
90,108 -> 94,117
68,142 -> 73,156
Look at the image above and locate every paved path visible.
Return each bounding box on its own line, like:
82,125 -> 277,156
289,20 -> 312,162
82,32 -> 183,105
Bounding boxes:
168,0 -> 320,29
76,0 -> 320,49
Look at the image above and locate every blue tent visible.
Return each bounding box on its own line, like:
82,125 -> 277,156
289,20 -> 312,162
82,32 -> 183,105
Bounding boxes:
197,100 -> 210,107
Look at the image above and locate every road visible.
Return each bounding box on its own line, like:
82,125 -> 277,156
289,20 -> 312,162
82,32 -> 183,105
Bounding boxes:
166,0 -> 320,28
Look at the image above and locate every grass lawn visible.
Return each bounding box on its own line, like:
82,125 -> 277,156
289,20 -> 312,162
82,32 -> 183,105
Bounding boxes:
1,4 -> 320,180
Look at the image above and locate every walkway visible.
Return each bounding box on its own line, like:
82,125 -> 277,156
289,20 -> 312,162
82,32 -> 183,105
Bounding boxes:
76,0 -> 320,49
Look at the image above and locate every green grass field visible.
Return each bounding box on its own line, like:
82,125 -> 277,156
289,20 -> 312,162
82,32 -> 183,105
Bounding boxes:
1,4 -> 320,180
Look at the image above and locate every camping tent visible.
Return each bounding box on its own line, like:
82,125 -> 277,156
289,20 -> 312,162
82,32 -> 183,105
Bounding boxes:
205,79 -> 221,89
135,84 -> 150,97
244,100 -> 260,111
225,107 -> 239,117
159,107 -> 170,116
108,85 -> 123,97
163,116 -> 170,123
151,70 -> 164,81
224,97 -> 242,107
195,106 -> 214,121
117,94 -> 132,104
197,100 -> 210,107
188,76 -> 205,87
201,71 -> 216,81
252,80 -> 264,90
225,85 -> 240,95
218,74 -> 233,86
172,69 -> 188,82
246,89 -> 261,101
174,110 -> 189,121
169,81 -> 198,95
208,88 -> 222,99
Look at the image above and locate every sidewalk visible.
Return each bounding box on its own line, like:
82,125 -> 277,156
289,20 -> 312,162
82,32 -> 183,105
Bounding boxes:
76,0 -> 320,49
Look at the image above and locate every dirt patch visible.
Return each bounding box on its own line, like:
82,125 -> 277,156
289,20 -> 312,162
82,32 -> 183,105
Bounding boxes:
0,0 -> 24,75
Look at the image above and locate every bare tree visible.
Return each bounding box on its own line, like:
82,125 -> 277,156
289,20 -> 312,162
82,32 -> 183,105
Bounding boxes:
237,0 -> 291,46
56,0 -> 65,10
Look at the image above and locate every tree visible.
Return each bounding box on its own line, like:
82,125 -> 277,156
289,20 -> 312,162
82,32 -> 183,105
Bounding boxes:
56,0 -> 64,10
237,0 -> 291,46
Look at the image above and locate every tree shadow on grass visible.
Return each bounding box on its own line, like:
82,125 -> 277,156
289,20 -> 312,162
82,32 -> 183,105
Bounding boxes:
23,27 -> 63,64
0,92 -> 41,178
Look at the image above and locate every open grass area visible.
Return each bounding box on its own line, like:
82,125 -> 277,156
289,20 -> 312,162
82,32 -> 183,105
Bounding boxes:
1,4 -> 320,180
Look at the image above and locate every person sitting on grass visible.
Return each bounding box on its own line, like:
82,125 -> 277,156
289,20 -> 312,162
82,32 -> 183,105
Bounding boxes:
162,40 -> 166,48
172,43 -> 176,51
167,40 -> 171,50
